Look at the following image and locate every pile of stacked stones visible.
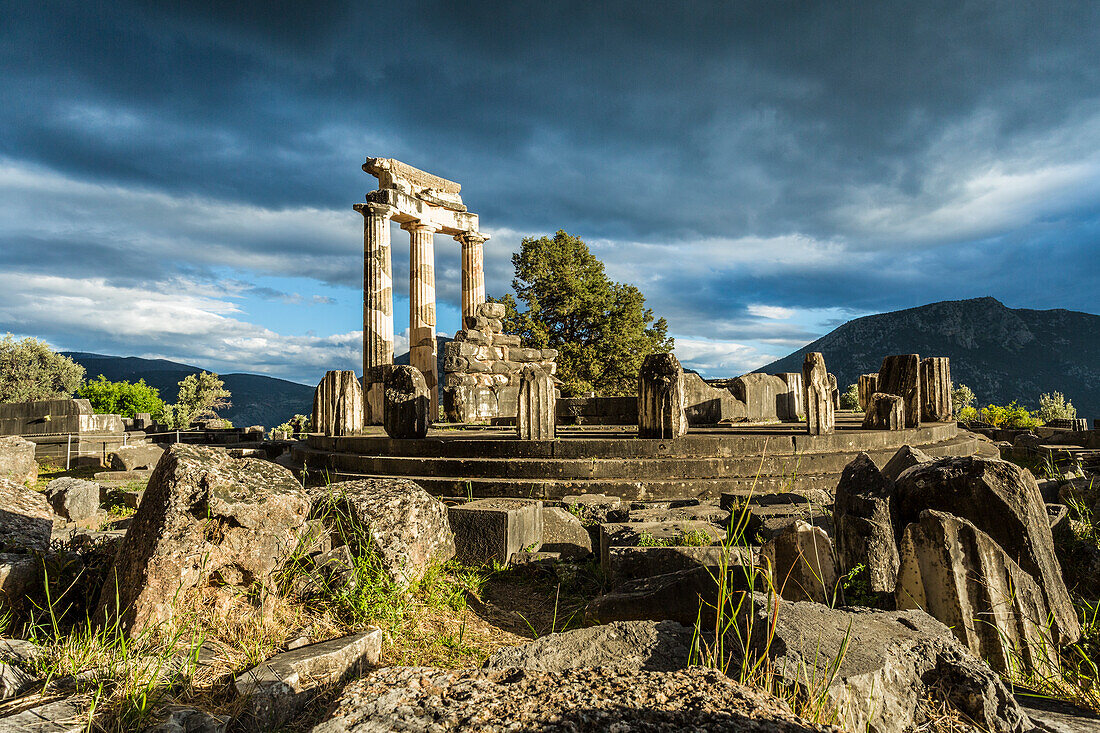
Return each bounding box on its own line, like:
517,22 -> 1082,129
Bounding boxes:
441,302 -> 558,423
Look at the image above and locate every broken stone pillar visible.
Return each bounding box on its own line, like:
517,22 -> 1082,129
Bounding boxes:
920,357 -> 952,422
877,354 -> 921,428
355,202 -> 397,425
403,220 -> 441,422
857,373 -> 878,411
455,231 -> 487,323
833,453 -> 899,594
637,353 -> 688,439
312,370 -> 364,437
896,510 -> 1059,675
761,520 -> 838,604
776,373 -> 803,420
802,352 -> 835,435
862,393 -> 905,431
827,373 -> 840,413
383,365 -> 430,439
516,365 -> 556,440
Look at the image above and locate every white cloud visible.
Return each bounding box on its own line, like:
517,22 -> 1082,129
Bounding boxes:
746,304 -> 796,320
674,337 -> 778,378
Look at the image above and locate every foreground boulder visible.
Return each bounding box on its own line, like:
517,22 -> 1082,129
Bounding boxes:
0,436 -> 37,485
312,666 -> 831,733
108,443 -> 165,472
0,477 -> 53,552
761,520 -> 837,604
833,453 -> 898,593
44,477 -> 101,522
96,445 -> 311,635
893,456 -> 1080,643
736,594 -> 1030,733
897,510 -> 1060,674
312,479 -> 454,584
486,620 -> 694,672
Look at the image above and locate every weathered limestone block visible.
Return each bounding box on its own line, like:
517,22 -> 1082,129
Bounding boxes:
683,372 -> 746,424
108,443 -> 164,472
0,553 -> 40,616
833,453 -> 899,593
486,620 -> 694,672
235,628 -> 382,728
599,521 -> 726,570
383,365 -> 429,439
96,445 -> 311,636
761,520 -> 838,604
479,301 -> 505,319
540,506 -> 591,559
0,637 -> 37,700
44,477 -> 101,522
893,456 -> 1080,644
0,698 -> 88,733
920,357 -> 953,422
589,567 -> 740,625
896,510 -> 1059,675
607,545 -> 752,585
736,594 -> 1030,733
862,392 -> 905,430
449,498 -> 543,565
0,477 -> 52,552
802,352 -> 835,435
561,493 -> 623,524
827,373 -> 840,413
775,372 -> 803,420
312,370 -> 363,437
881,444 -> 933,482
857,373 -> 878,411
730,373 -> 788,421
0,436 -> 37,485
637,353 -> 688,439
312,479 -> 455,585
516,365 -> 555,440
877,354 -> 921,428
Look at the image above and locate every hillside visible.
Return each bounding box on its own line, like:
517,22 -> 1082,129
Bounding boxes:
760,297 -> 1100,419
63,352 -> 314,429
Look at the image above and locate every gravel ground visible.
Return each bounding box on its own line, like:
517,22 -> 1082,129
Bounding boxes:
312,665 -> 836,732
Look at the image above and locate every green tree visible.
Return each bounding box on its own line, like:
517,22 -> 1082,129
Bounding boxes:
1037,391 -> 1076,423
839,383 -> 860,410
162,371 -> 231,429
952,383 -> 976,414
78,375 -> 166,419
0,334 -> 85,403
490,231 -> 673,397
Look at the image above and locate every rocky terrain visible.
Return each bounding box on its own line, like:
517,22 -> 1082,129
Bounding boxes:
763,297 -> 1100,418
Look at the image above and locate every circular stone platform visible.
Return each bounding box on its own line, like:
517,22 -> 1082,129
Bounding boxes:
290,414 -> 979,500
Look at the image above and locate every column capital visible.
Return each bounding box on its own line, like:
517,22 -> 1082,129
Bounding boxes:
454,230 -> 490,244
400,219 -> 442,234
355,202 -> 398,219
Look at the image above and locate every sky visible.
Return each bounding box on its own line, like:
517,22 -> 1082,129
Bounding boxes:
2,1 -> 1098,385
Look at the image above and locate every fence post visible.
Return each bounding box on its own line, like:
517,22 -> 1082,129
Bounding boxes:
65,434 -> 72,471
176,429 -> 180,444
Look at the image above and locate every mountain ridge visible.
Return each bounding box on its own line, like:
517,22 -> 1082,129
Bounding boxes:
759,297 -> 1100,419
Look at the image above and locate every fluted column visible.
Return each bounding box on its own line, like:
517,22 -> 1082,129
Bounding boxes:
356,202 -> 396,425
455,231 -> 488,324
403,220 -> 441,421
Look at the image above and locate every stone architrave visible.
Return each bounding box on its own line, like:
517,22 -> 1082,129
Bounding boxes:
403,221 -> 442,422
802,352 -> 834,435
862,393 -> 905,431
833,453 -> 899,593
920,357 -> 952,422
776,373 -> 803,420
312,371 -> 364,437
877,355 -> 921,428
455,231 -> 487,322
355,202 -> 397,425
893,456 -> 1080,644
857,373 -> 878,411
516,365 -> 556,440
637,353 -> 688,439
383,366 -> 430,439
896,510 -> 1060,675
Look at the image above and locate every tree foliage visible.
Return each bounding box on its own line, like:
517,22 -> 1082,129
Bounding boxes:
839,383 -> 860,410
1037,391 -> 1076,423
0,334 -> 85,403
161,371 -> 231,429
489,231 -> 673,397
78,375 -> 166,419
952,383 -> 976,414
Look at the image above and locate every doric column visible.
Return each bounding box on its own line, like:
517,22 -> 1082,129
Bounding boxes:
455,231 -> 489,323
356,203 -> 396,372
403,220 -> 441,422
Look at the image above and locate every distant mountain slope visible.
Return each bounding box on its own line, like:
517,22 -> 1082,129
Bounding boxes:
760,297 -> 1100,419
63,352 -> 314,429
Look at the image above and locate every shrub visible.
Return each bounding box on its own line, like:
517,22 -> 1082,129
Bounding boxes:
839,384 -> 860,410
1037,391 -> 1077,423
0,334 -> 85,402
952,384 -> 976,414
77,375 -> 166,419
981,401 -> 1039,429
161,372 -> 231,429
